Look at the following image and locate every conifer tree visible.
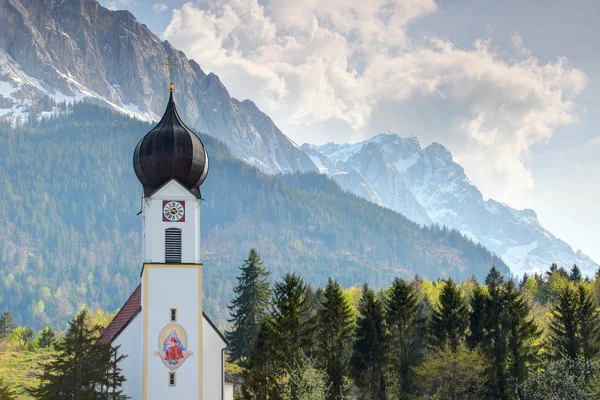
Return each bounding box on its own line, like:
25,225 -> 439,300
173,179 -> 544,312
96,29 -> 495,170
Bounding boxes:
29,310 -> 128,399
385,277 -> 424,398
429,279 -> 468,351
503,281 -> 541,396
242,319 -> 276,400
226,249 -> 271,365
317,278 -> 354,400
35,327 -> 57,348
350,284 -> 387,400
576,285 -> 600,360
467,285 -> 487,350
0,311 -> 16,338
548,285 -> 580,360
268,273 -> 316,366
569,264 -> 583,283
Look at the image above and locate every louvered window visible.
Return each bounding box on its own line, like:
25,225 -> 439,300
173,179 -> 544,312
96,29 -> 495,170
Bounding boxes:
165,228 -> 182,263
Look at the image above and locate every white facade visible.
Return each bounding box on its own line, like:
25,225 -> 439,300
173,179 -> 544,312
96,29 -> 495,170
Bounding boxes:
109,179 -> 233,400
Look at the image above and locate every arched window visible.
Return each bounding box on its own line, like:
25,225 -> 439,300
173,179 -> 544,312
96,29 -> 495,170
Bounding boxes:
165,228 -> 182,263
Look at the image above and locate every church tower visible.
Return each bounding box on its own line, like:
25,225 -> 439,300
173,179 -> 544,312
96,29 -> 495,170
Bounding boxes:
132,81 -> 209,399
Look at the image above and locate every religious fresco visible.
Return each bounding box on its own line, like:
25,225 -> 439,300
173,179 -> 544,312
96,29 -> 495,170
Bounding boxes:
154,323 -> 194,370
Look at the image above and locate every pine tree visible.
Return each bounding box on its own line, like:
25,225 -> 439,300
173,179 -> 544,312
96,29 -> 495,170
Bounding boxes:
576,285 -> 600,360
467,285 -> 487,350
429,279 -> 468,351
0,311 -> 16,338
350,284 -> 387,400
0,378 -> 17,400
241,319 -> 275,400
569,264 -> 582,283
385,277 -> 424,398
502,281 -> 541,396
35,327 -> 57,348
226,249 -> 271,365
548,285 -> 580,360
268,273 -> 316,366
317,278 -> 354,400
29,310 -> 129,399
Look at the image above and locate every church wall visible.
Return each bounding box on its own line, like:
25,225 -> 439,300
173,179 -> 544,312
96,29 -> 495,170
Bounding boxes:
202,318 -> 227,400
224,382 -> 234,400
143,265 -> 202,400
113,313 -> 142,399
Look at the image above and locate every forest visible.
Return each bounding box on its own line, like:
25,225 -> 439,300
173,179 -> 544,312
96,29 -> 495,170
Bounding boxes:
0,103 -> 507,330
227,250 -> 600,400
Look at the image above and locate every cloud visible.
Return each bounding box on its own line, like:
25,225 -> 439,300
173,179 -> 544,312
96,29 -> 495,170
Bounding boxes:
153,3 -> 169,13
104,0 -> 135,10
163,0 -> 587,203
589,137 -> 600,145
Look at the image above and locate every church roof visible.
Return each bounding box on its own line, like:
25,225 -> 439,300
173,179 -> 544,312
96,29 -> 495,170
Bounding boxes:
98,284 -> 229,346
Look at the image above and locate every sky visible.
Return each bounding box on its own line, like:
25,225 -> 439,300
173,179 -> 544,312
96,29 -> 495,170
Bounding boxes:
101,0 -> 600,264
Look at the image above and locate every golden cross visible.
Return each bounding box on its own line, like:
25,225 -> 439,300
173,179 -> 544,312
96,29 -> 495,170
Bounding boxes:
162,51 -> 181,92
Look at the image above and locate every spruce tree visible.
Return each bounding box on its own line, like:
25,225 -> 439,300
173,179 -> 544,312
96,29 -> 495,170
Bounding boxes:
29,310 -> 128,399
429,279 -> 468,351
548,285 -> 580,360
0,311 -> 16,338
226,249 -> 271,365
350,284 -> 387,400
242,319 -> 275,400
385,277 -> 424,399
268,273 -> 316,366
317,278 -> 354,400
467,285 -> 487,350
35,327 -> 57,348
503,281 -> 541,396
576,285 -> 600,360
569,264 -> 582,283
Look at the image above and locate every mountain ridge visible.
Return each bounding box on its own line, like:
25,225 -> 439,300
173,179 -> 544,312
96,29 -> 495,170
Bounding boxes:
302,133 -> 598,277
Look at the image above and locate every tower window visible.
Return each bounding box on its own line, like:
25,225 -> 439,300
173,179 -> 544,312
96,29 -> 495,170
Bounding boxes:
168,372 -> 176,387
170,308 -> 177,322
165,228 -> 182,263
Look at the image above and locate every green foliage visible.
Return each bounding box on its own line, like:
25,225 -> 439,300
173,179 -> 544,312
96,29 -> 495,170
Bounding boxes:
570,265 -> 583,283
317,278 -> 354,400
274,352 -> 330,400
0,378 -> 17,400
0,312 -> 16,338
384,277 -> 423,399
467,284 -> 487,349
241,320 -> 275,400
350,284 -> 387,400
28,310 -> 128,399
226,249 -> 271,366
518,358 -> 600,400
34,327 -> 57,349
414,344 -> 487,400
429,279 -> 468,351
9,326 -> 34,349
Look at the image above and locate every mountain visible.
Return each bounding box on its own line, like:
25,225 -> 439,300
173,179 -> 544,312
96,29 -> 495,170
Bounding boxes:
302,134 -> 598,277
0,0 -> 317,174
0,104 -> 508,329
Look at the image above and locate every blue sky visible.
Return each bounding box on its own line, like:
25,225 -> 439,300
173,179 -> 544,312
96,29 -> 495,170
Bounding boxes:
102,0 -> 600,264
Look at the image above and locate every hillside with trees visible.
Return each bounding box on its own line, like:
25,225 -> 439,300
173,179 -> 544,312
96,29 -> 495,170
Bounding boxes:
0,104 -> 508,329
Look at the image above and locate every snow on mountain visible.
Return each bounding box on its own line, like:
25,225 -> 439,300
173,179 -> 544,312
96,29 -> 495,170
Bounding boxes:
0,0 -> 317,175
305,133 -> 599,277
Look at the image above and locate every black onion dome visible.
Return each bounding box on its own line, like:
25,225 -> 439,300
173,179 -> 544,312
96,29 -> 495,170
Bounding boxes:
133,92 -> 209,197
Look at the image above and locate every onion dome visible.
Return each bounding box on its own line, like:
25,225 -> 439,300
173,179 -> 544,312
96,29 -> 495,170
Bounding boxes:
133,92 -> 209,197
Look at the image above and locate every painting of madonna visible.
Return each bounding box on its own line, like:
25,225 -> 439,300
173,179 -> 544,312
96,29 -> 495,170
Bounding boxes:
155,324 -> 194,370
164,329 -> 186,364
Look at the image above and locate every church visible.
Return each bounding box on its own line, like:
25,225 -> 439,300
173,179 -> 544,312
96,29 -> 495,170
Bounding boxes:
98,79 -> 235,400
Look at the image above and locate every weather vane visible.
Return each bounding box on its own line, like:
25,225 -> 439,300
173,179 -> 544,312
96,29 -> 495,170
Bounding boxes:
162,51 -> 181,92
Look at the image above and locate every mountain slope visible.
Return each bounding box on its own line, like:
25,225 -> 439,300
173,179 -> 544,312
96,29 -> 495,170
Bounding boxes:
0,0 -> 317,174
0,105 -> 508,329
303,134 -> 598,277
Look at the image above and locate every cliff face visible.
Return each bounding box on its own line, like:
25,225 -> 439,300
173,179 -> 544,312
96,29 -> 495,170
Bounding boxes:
0,0 -> 317,174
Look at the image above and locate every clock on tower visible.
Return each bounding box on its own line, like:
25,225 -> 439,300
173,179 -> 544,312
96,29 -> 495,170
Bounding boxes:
163,201 -> 185,222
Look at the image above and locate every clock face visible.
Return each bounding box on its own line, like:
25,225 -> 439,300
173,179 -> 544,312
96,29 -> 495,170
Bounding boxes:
162,201 -> 185,222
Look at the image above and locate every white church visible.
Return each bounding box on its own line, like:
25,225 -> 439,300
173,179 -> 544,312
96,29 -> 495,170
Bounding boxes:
98,82 -> 235,400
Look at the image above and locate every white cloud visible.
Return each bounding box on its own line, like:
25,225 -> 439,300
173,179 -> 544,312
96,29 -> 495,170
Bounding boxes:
163,0 -> 587,204
153,3 -> 169,13
104,0 -> 136,10
589,137 -> 600,145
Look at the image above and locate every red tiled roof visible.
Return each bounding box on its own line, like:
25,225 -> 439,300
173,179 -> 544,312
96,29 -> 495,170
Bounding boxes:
98,284 -> 142,344
225,373 -> 237,384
